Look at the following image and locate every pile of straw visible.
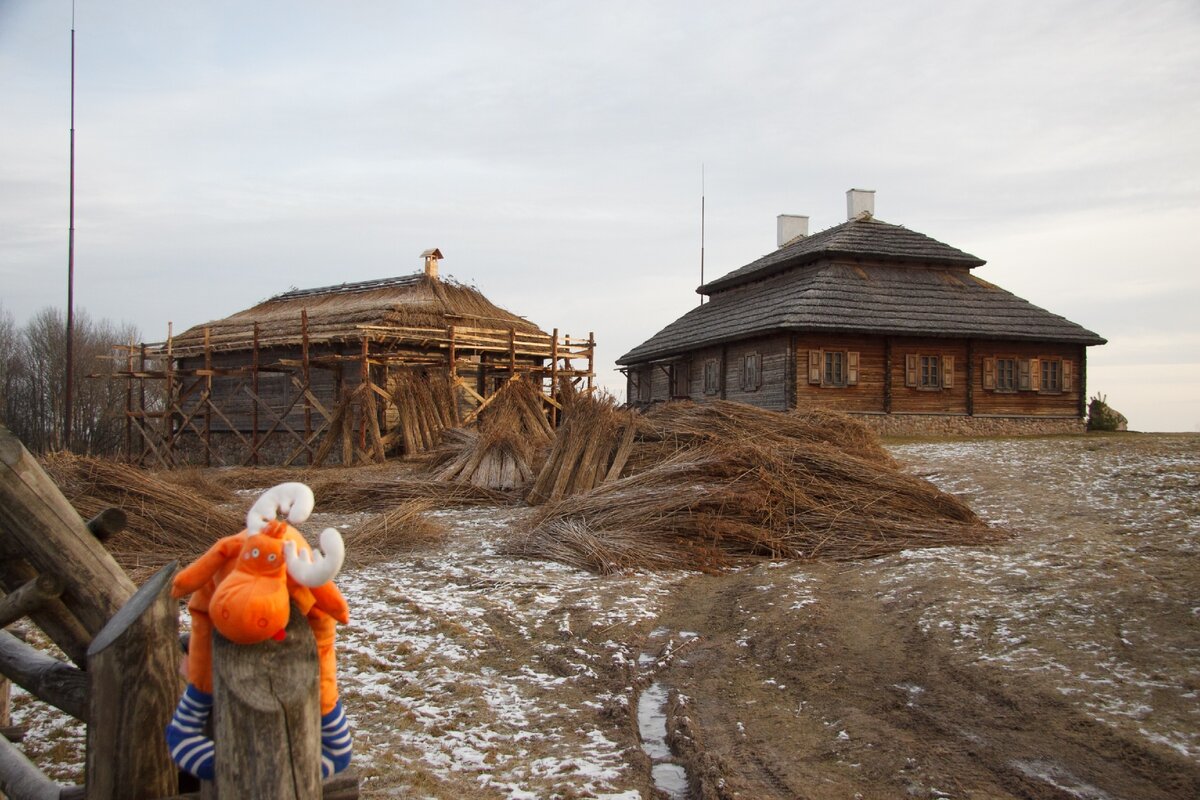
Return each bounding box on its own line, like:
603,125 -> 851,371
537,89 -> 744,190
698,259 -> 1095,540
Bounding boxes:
40,453 -> 244,579
510,402 -> 1002,573
388,370 -> 459,456
314,475 -> 515,512
436,377 -> 553,490
527,392 -> 636,504
343,499 -> 448,566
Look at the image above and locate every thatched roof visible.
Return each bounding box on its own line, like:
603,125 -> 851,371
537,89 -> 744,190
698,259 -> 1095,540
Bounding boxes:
620,253 -> 1105,365
169,273 -> 546,356
700,216 -> 986,294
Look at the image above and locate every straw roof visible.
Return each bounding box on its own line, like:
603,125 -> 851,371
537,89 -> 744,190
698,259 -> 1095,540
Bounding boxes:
168,272 -> 546,357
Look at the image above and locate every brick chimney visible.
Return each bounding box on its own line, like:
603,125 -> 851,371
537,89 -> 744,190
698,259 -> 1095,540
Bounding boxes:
777,214 -> 810,248
846,188 -> 875,220
421,248 -> 443,280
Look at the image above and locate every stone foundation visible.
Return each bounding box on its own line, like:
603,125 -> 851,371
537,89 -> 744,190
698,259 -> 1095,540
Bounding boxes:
850,414 -> 1087,439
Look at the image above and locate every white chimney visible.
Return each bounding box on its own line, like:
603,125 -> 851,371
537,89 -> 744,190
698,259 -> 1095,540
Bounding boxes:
846,188 -> 875,220
421,248 -> 443,280
776,214 -> 810,248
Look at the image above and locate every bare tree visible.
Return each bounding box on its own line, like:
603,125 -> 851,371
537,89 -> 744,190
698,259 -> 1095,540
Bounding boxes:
1,306 -> 139,455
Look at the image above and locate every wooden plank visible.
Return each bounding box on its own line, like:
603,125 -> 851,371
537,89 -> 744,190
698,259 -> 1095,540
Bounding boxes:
0,425 -> 136,636
0,631 -> 88,721
211,606 -> 321,799
0,733 -> 61,800
85,508 -> 127,544
85,563 -> 181,800
0,560 -> 90,668
0,574 -> 64,631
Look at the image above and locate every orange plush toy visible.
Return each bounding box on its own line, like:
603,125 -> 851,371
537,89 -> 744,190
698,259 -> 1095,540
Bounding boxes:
166,483 -> 352,780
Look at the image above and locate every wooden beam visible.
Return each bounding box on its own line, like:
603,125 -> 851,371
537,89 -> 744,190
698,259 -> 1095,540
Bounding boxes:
0,732 -> 62,800
0,574 -> 64,631
0,425 -> 135,636
0,560 -> 90,668
84,508 -> 126,544
211,605 -> 321,799
0,631 -> 87,721
85,562 -> 181,800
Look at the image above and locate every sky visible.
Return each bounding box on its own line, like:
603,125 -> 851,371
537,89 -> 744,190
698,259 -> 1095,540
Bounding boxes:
2,0 -> 1198,431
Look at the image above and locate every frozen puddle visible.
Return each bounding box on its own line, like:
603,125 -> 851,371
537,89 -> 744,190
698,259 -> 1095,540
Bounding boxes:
637,628 -> 693,799
638,682 -> 688,798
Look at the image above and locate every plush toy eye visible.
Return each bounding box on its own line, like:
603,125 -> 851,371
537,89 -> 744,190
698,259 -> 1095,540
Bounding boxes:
251,548 -> 261,558
267,553 -> 277,562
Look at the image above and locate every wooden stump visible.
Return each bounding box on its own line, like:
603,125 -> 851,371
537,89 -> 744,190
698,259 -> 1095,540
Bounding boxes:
85,562 -> 182,800
211,605 -> 320,799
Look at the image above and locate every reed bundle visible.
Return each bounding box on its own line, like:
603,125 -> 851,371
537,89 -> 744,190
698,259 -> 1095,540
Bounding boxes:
343,499 -> 448,566
388,370 -> 459,456
511,402 -> 1002,573
527,392 -> 635,504
313,475 -> 516,512
436,378 -> 553,490
39,453 -> 244,579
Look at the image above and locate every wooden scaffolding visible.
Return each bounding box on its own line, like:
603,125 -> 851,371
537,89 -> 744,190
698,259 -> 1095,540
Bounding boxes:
113,316 -> 595,468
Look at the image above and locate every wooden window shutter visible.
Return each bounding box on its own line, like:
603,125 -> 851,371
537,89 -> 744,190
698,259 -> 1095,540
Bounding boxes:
983,357 -> 996,390
847,352 -> 860,386
904,354 -> 918,387
1062,360 -> 1073,391
1030,358 -> 1041,393
808,350 -> 821,384
942,355 -> 954,388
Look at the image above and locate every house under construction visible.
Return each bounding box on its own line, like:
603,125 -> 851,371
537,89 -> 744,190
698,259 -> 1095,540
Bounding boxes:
115,250 -> 594,467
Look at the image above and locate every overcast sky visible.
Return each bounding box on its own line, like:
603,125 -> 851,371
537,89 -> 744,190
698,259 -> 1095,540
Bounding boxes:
2,0 -> 1198,431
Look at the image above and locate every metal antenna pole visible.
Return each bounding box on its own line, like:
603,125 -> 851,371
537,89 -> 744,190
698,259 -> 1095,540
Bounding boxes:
699,164 -> 705,307
65,2 -> 77,451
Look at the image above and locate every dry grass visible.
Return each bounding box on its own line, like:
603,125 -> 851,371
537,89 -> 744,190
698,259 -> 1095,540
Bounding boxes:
345,500 -> 448,566
510,402 -> 1003,573
40,452 -> 244,580
436,378 -> 553,490
315,476 -> 518,511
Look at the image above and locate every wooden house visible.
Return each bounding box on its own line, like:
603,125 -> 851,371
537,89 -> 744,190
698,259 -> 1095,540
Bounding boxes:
120,251 -> 594,466
618,190 -> 1106,436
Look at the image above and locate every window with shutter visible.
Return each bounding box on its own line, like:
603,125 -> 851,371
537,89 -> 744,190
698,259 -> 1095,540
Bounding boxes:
941,355 -> 954,388
905,354 -> 918,387
919,355 -> 940,388
1040,359 -> 1062,392
823,351 -> 846,387
995,358 -> 1017,391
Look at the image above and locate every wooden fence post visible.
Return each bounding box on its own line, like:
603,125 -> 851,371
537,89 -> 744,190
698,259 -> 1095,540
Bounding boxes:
211,605 -> 320,799
85,562 -> 182,800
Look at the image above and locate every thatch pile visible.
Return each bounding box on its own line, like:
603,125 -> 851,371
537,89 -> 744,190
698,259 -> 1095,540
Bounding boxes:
509,401 -> 1003,573
343,499 -> 448,566
40,453 -> 244,579
527,392 -> 636,504
388,371 -> 459,456
314,474 -> 515,511
435,378 -> 553,489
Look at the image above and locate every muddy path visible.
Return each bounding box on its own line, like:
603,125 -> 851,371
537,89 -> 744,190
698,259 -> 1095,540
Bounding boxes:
653,563 -> 1199,799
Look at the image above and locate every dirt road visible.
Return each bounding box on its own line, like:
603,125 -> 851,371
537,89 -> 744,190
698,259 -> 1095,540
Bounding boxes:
645,435 -> 1199,799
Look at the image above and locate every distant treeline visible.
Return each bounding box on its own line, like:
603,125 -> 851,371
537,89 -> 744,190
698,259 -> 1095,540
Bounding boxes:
0,305 -> 138,455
